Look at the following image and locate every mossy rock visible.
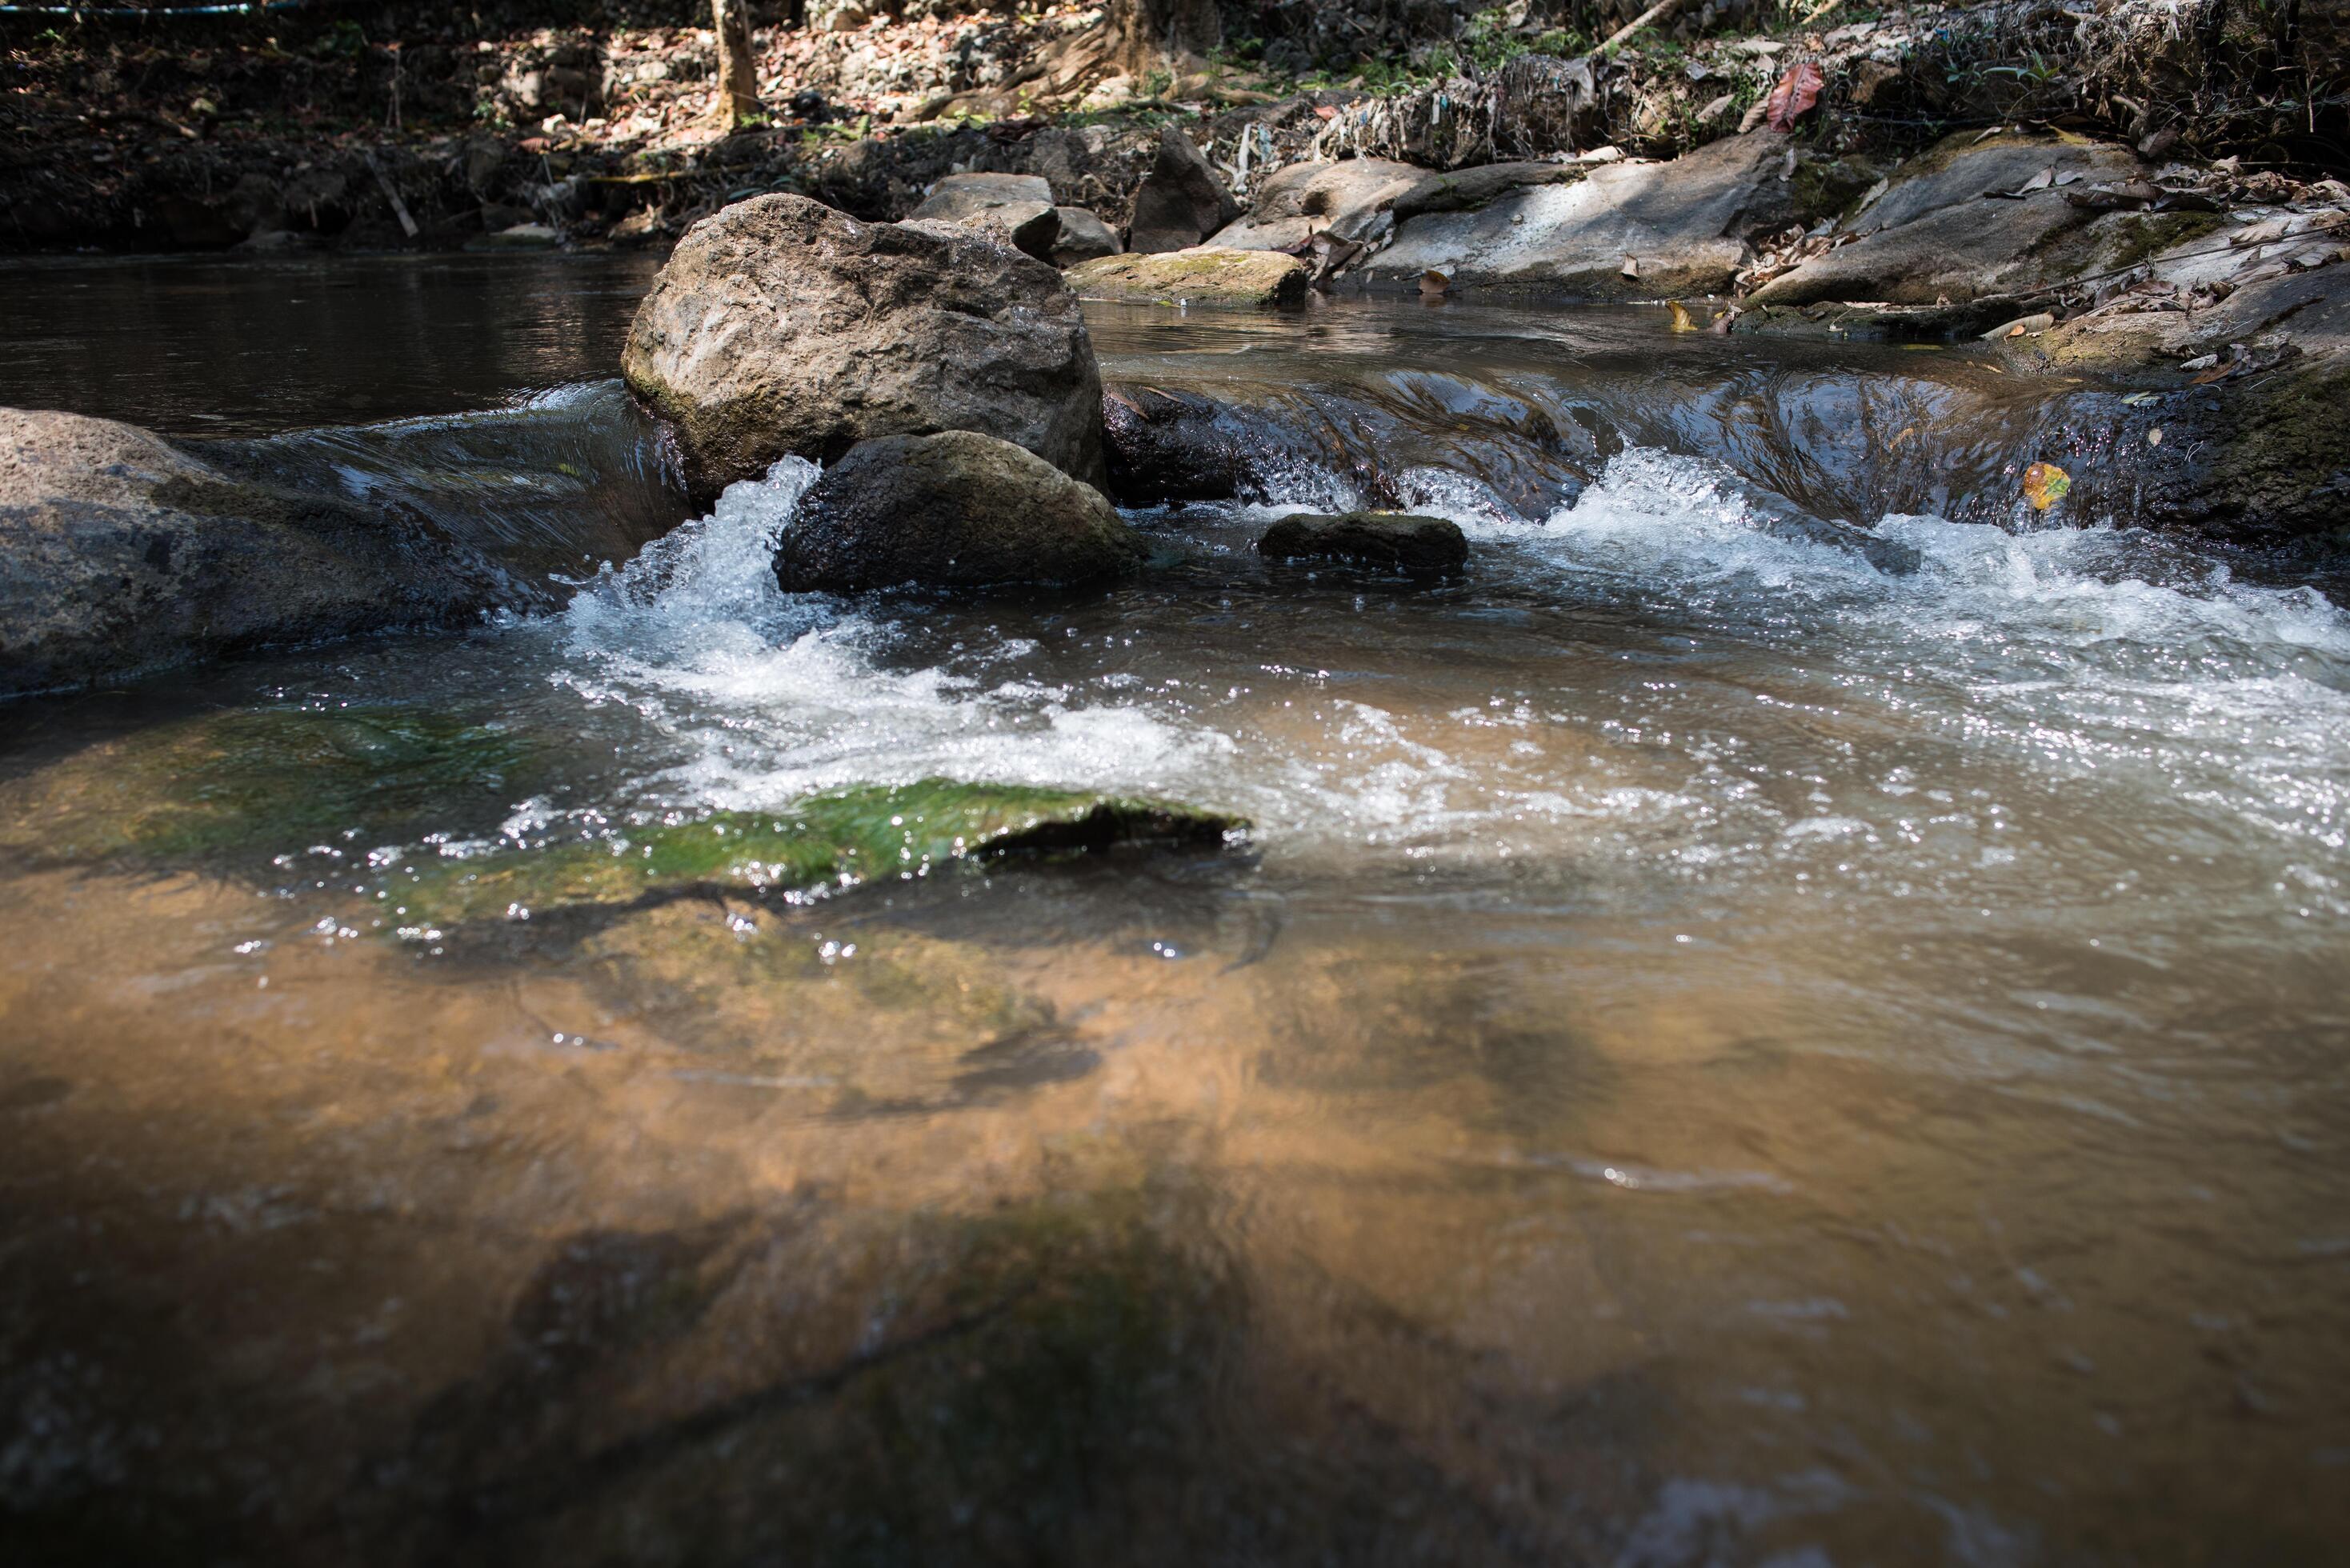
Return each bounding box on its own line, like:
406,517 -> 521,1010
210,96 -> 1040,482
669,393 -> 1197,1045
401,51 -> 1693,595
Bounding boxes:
1064,246 -> 1308,307
393,779 -> 1246,925
0,705 -> 551,865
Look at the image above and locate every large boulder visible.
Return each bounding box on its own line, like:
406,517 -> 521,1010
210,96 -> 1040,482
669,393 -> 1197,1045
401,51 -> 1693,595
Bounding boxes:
911,172 -> 1061,262
1126,125 -> 1241,254
1357,133 -> 1810,297
775,430 -> 1145,593
622,193 -> 1107,501
0,410 -> 489,696
1748,131 -> 2145,306
1065,247 -> 1309,306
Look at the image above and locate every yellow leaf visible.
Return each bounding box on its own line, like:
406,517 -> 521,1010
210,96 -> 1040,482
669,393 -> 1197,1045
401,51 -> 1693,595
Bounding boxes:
1667,300 -> 1696,331
2022,461 -> 2072,510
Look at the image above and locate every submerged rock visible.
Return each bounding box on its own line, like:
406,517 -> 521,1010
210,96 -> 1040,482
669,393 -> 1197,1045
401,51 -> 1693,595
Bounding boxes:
0,409 -> 498,697
0,705 -> 554,862
1126,124 -> 1241,254
1065,247 -> 1309,307
621,193 -> 1107,501
911,171 -> 1062,262
395,779 -> 1245,922
1257,512 -> 1469,576
775,429 -> 1144,593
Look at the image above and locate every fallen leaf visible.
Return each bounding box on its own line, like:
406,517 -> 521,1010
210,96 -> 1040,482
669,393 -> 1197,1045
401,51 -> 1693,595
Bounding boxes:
1620,255 -> 1639,279
2120,390 -> 2160,406
2190,362 -> 2236,384
1419,269 -> 1451,297
2178,353 -> 2219,371
1667,300 -> 1696,330
2022,461 -> 2072,511
1312,104 -> 1338,120
2148,427 -> 2163,446
1764,62 -> 1824,132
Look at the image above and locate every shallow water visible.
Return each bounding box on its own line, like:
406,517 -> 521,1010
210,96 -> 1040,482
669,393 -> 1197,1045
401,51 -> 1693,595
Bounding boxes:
3,262 -> 2348,1566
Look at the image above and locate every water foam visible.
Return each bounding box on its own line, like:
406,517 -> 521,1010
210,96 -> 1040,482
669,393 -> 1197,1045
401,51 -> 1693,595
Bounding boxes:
552,458 -> 1223,814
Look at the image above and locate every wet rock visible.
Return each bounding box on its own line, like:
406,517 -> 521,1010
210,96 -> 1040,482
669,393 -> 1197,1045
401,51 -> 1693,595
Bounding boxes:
0,409 -> 494,697
775,430 -> 1143,594
1065,247 -> 1308,306
1749,131 -> 2145,306
1358,133 -> 1809,297
397,780 -> 1245,923
1126,124 -> 1241,254
911,172 -> 1062,262
2010,265 -> 2350,546
1102,386 -> 1243,504
622,194 -> 1107,501
1051,206 -> 1123,268
1257,512 -> 1468,576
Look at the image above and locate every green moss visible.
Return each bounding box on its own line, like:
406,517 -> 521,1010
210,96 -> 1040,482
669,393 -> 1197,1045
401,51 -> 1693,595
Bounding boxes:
394,779 -> 1245,924
0,706 -> 551,865
2104,209 -> 2224,270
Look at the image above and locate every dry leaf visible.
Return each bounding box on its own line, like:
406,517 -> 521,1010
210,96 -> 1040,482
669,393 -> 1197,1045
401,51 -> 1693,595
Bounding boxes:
1419,269 -> 1451,297
2022,461 -> 2072,510
1312,104 -> 1338,120
2148,427 -> 2163,446
1667,300 -> 1696,331
1620,255 -> 1640,279
1764,62 -> 1824,131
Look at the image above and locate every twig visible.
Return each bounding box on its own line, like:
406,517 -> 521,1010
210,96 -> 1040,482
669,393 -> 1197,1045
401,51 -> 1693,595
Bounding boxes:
362,148 -> 418,238
1593,0 -> 1689,58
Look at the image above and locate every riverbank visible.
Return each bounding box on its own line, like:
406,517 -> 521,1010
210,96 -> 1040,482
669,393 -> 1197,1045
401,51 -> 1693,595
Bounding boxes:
6,0 -> 2341,254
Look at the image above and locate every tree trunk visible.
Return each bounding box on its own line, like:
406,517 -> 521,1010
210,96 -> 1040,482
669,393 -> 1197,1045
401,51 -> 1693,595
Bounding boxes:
1106,0 -> 1220,78
712,0 -> 761,126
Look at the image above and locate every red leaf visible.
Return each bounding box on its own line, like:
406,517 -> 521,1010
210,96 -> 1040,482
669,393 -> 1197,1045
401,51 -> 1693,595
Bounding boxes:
1764,62 -> 1824,132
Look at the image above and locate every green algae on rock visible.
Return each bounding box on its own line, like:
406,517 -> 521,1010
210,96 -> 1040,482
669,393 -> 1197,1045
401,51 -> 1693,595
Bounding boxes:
0,706 -> 552,865
394,780 -> 1247,925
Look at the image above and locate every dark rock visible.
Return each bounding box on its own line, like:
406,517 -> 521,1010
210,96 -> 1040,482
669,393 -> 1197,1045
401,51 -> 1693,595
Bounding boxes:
1051,207 -> 1123,267
2014,266 -> 2350,546
1257,511 -> 1468,576
776,430 -> 1144,593
623,194 -> 1107,502
1103,387 -> 1242,504
1126,124 -> 1241,254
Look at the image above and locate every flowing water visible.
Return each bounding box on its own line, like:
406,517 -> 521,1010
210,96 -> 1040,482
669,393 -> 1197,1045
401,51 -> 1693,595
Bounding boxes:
2,258 -> 2348,1566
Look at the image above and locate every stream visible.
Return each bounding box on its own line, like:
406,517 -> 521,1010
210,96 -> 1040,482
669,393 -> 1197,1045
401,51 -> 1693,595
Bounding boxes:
2,254 -> 2347,1565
